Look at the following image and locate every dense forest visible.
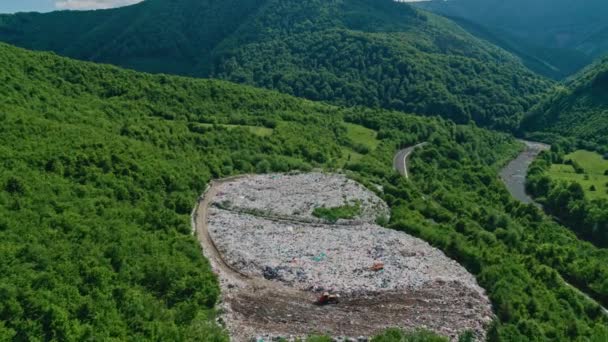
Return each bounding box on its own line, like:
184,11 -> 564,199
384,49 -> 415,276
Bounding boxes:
521,57 -> 608,152
527,148 -> 608,248
0,42 -> 607,340
416,0 -> 608,79
0,0 -> 553,131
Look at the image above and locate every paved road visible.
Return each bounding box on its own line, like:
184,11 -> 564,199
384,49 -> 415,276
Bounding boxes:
393,143 -> 427,179
564,282 -> 608,316
499,140 -> 550,204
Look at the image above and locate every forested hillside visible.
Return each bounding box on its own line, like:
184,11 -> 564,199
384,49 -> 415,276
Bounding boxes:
0,0 -> 552,130
0,42 -> 607,340
521,58 -> 608,151
416,0 -> 608,79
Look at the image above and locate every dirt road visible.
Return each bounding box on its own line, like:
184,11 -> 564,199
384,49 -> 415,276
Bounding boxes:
393,143 -> 427,178
193,176 -> 492,341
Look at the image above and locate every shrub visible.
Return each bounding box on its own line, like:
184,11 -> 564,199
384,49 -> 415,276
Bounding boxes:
312,202 -> 361,222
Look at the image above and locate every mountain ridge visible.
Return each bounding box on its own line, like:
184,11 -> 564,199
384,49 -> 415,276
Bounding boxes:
0,0 -> 553,130
522,57 -> 608,150
416,0 -> 608,79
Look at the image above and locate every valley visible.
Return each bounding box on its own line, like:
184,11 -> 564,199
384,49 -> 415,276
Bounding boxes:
498,143 -> 608,317
0,0 -> 607,341
0,0 -> 552,130
416,0 -> 608,79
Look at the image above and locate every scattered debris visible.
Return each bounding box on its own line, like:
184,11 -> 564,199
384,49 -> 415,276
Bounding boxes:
371,261 -> 384,272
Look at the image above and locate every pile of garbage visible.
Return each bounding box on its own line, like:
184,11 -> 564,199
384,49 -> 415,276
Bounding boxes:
212,172 -> 389,224
204,173 -> 493,340
208,173 -> 487,297
209,208 -> 482,295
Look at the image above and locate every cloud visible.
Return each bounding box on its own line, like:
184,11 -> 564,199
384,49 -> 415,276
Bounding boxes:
55,0 -> 143,10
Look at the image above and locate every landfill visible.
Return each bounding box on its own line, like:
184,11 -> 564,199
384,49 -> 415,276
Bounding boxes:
198,173 -> 493,341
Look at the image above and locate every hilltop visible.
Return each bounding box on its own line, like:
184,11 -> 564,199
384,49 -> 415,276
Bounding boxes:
0,0 -> 552,130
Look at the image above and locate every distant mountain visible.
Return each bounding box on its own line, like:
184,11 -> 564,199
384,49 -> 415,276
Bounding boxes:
416,0 -> 608,79
0,0 -> 552,130
521,58 -> 608,149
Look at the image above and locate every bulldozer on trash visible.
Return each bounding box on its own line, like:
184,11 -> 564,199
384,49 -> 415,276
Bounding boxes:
316,292 -> 340,305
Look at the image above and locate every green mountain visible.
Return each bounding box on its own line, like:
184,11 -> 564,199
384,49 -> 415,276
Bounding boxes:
1,41 -> 607,340
521,58 -> 608,150
0,0 -> 552,130
417,0 -> 608,79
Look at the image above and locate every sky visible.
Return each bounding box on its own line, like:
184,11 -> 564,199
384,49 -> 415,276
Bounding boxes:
0,0 -> 429,13
0,0 -> 144,13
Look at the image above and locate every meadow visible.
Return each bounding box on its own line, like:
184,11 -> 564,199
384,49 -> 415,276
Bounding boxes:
548,150 -> 608,200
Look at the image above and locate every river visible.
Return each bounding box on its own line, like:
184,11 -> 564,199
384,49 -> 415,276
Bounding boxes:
499,140 -> 608,316
499,140 -> 550,205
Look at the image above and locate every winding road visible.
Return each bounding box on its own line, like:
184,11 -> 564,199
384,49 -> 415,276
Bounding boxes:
390,140 -> 608,317
393,143 -> 427,178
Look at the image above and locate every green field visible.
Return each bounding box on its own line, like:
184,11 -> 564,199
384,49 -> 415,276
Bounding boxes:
345,123 -> 381,150
338,123 -> 381,165
548,150 -> 608,200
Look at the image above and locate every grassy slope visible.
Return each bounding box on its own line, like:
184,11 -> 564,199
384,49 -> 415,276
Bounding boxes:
345,123 -> 380,151
548,150 -> 608,200
0,0 -> 553,130
1,42 -> 607,341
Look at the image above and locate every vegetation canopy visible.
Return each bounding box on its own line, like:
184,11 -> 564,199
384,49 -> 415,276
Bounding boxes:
522,57 -> 608,152
417,0 -> 608,79
0,0 -> 553,130
0,42 -> 606,340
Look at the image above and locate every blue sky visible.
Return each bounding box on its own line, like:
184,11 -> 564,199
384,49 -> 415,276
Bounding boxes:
0,0 -> 143,13
0,0 -> 54,13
